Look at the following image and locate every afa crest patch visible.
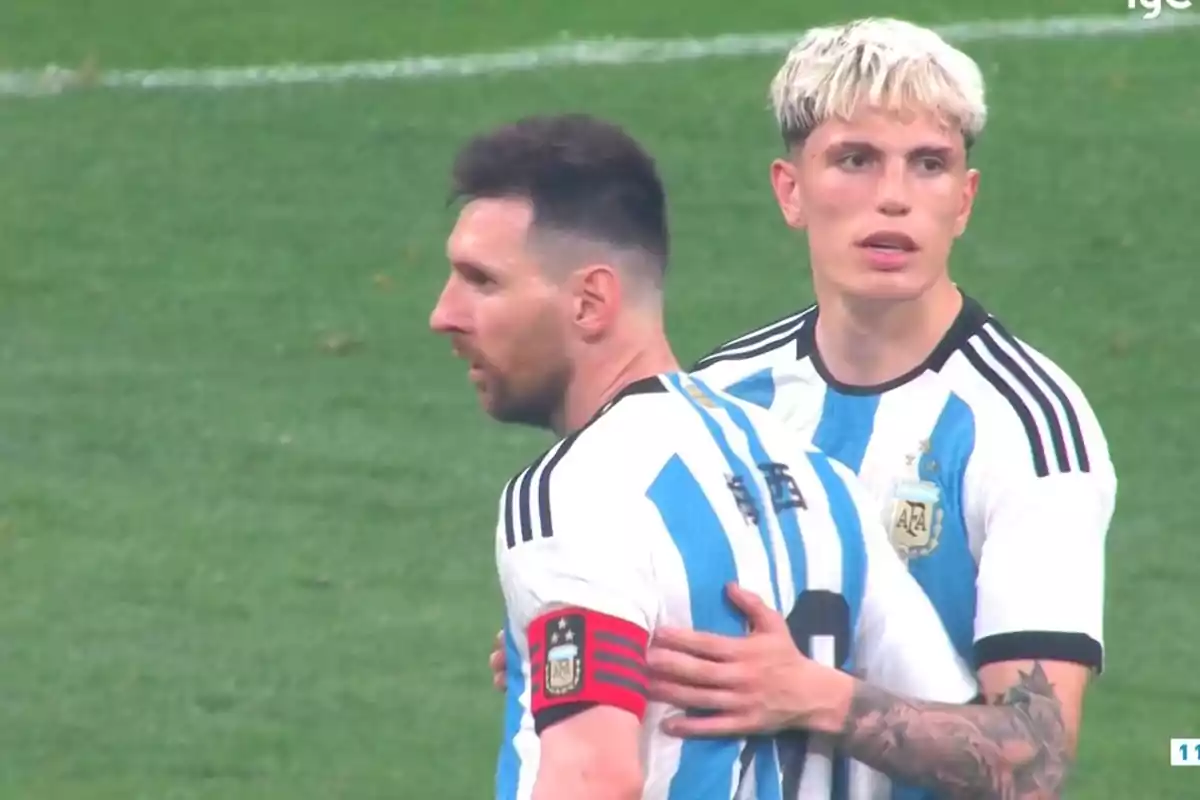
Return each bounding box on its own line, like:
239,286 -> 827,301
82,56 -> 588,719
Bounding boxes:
889,479 -> 944,560
543,613 -> 585,697
528,606 -> 651,727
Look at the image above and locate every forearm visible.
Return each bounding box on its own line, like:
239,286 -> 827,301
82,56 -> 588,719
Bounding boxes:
811,665 -> 1071,798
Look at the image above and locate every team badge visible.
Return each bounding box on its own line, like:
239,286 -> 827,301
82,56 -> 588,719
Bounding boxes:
889,479 -> 943,560
543,614 -> 585,697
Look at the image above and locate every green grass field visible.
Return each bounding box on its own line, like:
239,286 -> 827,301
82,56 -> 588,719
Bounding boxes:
1,2 -> 1197,797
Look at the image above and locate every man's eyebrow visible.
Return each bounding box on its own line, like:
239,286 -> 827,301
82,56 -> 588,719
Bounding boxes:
825,139 -> 884,154
909,145 -> 955,159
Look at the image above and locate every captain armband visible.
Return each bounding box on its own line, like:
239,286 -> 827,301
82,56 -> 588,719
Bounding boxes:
528,606 -> 649,733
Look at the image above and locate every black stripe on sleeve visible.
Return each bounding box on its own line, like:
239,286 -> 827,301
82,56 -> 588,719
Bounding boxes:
987,320 -> 1091,472
516,449 -> 547,544
960,340 -> 1051,477
502,433 -> 583,549
690,306 -> 814,370
502,476 -> 518,549
536,436 -> 575,540
534,701 -> 597,734
975,328 -> 1071,474
500,376 -> 663,550
975,631 -> 1104,672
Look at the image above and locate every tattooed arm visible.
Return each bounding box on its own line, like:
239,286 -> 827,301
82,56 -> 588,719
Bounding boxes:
836,659 -> 1090,799
645,584 -> 1093,797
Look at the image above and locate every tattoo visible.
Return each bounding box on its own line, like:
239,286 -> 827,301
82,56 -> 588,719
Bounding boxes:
837,663 -> 1071,799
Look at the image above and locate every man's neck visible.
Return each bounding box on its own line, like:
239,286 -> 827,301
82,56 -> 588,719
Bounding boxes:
813,281 -> 963,388
553,335 -> 679,437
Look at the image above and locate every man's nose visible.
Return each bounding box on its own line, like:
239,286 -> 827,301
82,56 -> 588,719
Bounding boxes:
875,160 -> 912,217
429,280 -> 464,334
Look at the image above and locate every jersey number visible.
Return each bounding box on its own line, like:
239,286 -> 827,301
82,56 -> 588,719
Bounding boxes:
778,589 -> 851,796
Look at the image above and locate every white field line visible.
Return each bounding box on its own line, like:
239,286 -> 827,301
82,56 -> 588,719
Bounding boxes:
1,12 -> 1197,97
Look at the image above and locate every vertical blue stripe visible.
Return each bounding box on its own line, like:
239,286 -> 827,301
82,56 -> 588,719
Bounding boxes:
720,366 -> 777,410
666,374 -> 781,799
891,784 -> 939,800
665,373 -> 782,611
811,390 -> 881,472
696,377 -> 807,611
648,455 -> 746,800
889,395 -> 978,800
698,377 -> 818,800
752,736 -> 782,800
494,624 -> 524,800
804,453 -> 867,659
906,394 -> 979,665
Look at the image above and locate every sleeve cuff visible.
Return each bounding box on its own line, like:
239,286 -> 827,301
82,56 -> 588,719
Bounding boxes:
974,630 -> 1103,673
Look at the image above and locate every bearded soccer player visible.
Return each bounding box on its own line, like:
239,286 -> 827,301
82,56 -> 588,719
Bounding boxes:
433,113 -> 978,800
487,19 -> 1116,800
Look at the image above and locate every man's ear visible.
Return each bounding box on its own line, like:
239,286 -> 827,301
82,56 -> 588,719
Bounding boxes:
570,264 -> 621,342
770,156 -> 807,230
954,167 -> 981,238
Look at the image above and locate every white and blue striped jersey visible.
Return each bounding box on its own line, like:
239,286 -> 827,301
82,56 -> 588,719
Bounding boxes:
494,372 -> 976,800
691,294 -> 1115,679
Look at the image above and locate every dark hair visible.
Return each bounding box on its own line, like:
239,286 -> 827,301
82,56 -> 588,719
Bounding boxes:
449,113 -> 669,276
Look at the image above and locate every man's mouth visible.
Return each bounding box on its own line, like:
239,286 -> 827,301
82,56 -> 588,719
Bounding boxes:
857,231 -> 918,252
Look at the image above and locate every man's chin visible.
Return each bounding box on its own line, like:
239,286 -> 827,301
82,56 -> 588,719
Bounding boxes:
483,396 -> 556,431
843,269 -> 940,303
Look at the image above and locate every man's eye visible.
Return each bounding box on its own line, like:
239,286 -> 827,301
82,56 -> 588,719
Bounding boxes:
838,152 -> 871,170
916,156 -> 946,173
461,267 -> 494,287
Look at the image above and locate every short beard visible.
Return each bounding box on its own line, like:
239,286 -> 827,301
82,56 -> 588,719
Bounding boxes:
487,359 -> 574,433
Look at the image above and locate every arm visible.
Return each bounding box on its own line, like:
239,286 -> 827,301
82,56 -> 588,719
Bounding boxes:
533,705 -> 643,800
821,452 -> 1114,797
810,652 -> 1086,799
496,469 -> 659,800
524,603 -> 647,799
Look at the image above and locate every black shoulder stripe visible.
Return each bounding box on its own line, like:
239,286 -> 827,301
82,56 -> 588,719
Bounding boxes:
515,449 -> 549,547
502,475 -> 519,549
719,305 -> 814,352
536,435 -> 576,540
975,328 -> 1072,474
503,433 -> 582,549
691,306 -> 815,370
960,340 -> 1051,477
987,320 -> 1090,472
502,377 -> 660,549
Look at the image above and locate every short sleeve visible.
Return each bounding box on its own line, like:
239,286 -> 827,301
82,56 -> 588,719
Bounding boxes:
969,466 -> 1115,670
495,473 -> 658,636
494,455 -> 660,728
958,360 -> 1117,671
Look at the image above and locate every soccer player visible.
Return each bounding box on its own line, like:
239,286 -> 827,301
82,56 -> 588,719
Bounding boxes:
648,17 -> 1117,799
488,18 -> 1117,799
432,113 -> 977,800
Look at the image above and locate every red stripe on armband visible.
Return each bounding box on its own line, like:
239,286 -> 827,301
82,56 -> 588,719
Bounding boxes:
528,606 -> 650,721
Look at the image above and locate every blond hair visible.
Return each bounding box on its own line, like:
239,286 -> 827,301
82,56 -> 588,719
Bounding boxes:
769,18 -> 987,148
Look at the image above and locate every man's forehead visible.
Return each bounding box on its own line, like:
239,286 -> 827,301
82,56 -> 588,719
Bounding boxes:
813,106 -> 962,149
447,197 -> 535,255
